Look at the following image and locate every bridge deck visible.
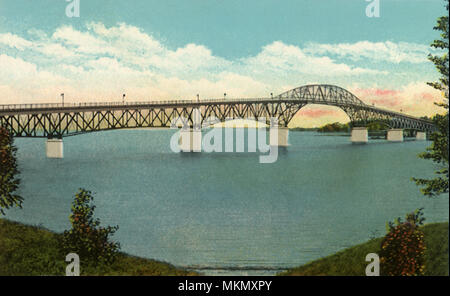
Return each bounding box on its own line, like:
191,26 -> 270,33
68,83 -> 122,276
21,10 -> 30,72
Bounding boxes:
0,98 -> 432,123
0,84 -> 436,137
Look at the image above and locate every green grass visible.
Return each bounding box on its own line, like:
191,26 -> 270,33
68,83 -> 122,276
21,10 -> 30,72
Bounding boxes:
279,222 -> 449,276
0,218 -> 197,276
2,218 -> 447,276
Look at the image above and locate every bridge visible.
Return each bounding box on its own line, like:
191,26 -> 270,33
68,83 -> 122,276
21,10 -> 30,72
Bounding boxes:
0,84 -> 435,157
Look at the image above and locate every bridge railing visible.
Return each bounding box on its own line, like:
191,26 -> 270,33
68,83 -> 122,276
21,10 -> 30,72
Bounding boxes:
0,101 -> 192,110
0,97 -> 283,111
0,99 -> 434,126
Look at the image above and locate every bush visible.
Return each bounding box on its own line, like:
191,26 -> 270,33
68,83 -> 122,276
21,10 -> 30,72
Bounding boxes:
380,209 -> 426,276
61,189 -> 120,266
317,122 -> 349,132
0,127 -> 22,215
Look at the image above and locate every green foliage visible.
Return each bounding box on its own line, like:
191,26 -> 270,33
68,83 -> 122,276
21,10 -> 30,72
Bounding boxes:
290,127 -> 318,131
380,209 -> 426,276
427,0 -> 449,100
414,112 -> 449,196
413,0 -> 449,197
279,222 -> 448,276
0,218 -> 197,275
0,127 -> 22,215
366,122 -> 386,132
422,221 -> 449,275
316,121 -> 386,133
317,122 -> 349,132
61,189 -> 120,266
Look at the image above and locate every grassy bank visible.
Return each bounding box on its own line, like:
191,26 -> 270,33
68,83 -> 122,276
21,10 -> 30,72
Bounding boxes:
279,222 -> 448,276
0,218 -> 197,276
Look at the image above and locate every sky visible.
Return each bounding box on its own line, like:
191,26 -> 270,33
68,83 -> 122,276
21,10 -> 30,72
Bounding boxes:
0,0 -> 447,127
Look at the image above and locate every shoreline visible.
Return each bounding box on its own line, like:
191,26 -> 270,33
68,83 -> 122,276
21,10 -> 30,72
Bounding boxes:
0,218 -> 198,276
2,217 -> 447,276
279,222 -> 449,276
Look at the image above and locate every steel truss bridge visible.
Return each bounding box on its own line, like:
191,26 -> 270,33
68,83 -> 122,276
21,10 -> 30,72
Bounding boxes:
0,84 -> 435,138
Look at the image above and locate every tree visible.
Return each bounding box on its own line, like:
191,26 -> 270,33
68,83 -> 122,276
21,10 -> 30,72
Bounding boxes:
380,209 -> 426,276
61,189 -> 120,265
413,0 -> 449,197
0,127 -> 22,215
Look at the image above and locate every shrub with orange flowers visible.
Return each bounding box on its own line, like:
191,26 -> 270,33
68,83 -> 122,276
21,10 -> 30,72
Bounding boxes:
380,208 -> 426,276
61,189 -> 120,265
0,126 -> 22,215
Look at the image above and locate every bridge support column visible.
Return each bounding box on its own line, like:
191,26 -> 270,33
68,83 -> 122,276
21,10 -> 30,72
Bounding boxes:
387,129 -> 404,142
351,127 -> 368,144
416,131 -> 426,141
46,139 -> 63,158
180,129 -> 202,152
270,127 -> 289,147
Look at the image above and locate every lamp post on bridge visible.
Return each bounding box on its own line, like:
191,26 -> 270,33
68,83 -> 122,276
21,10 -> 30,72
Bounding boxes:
123,94 -> 126,104
61,93 -> 64,106
224,93 -> 226,99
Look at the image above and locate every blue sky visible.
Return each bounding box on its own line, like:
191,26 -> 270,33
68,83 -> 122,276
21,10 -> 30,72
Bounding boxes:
0,0 -> 447,126
0,0 -> 444,58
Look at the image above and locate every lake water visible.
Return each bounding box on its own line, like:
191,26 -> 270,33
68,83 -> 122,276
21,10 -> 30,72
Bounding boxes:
5,129 -> 449,275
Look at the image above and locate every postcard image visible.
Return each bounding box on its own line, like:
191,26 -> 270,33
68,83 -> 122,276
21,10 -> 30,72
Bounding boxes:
0,0 -> 448,283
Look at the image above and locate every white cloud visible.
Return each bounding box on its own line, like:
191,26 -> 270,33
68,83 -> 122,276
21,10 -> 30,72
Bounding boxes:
35,43 -> 80,59
243,41 -> 384,76
304,41 -> 433,64
0,21 -> 439,125
87,22 -> 165,54
0,54 -> 70,104
0,54 -> 37,80
0,31 -> 80,60
0,33 -> 32,50
0,54 -> 67,86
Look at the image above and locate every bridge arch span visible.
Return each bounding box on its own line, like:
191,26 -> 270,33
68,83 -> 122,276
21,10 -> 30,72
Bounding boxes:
269,84 -> 371,127
0,84 -> 436,138
276,84 -> 366,107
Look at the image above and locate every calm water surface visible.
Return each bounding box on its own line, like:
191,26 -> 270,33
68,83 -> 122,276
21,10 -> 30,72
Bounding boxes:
6,129 -> 449,275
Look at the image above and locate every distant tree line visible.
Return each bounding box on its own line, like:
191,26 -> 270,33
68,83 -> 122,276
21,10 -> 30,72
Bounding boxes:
317,122 -> 349,132
315,122 -> 386,133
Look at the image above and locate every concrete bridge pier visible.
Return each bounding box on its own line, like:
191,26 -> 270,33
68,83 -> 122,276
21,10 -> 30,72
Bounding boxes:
387,129 -> 404,142
270,126 -> 289,147
416,131 -> 426,141
351,127 -> 368,144
46,138 -> 64,158
180,129 -> 202,152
